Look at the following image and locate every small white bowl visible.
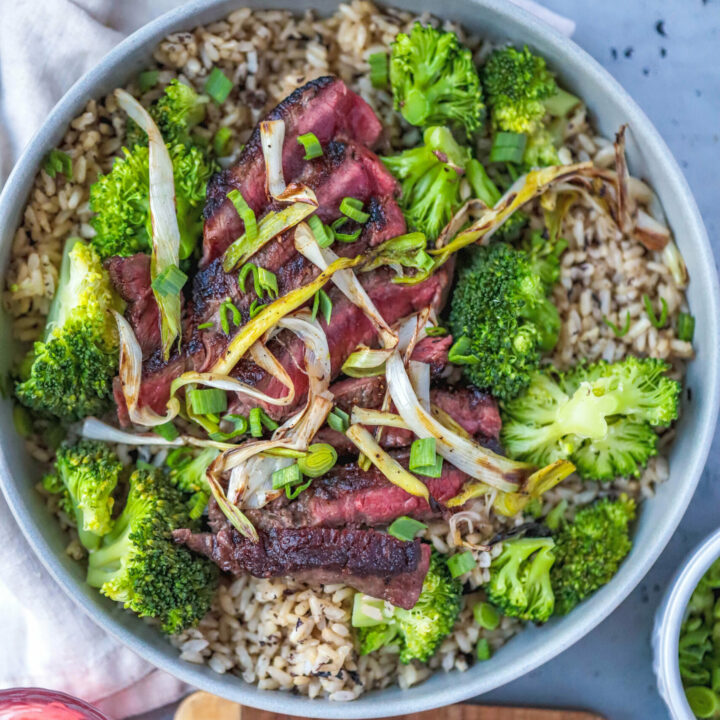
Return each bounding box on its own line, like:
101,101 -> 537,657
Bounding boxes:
653,529 -> 720,719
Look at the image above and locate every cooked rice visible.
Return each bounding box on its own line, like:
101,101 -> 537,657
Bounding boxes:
6,1 -> 691,700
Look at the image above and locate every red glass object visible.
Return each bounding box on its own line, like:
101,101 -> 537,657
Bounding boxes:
0,689 -> 108,720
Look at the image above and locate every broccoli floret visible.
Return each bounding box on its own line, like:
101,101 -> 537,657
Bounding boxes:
86,467 -> 218,634
166,447 -> 219,519
500,358 -> 680,479
483,45 -> 556,135
486,536 -> 556,623
390,23 -> 484,137
523,127 -> 559,167
494,210 -> 529,243
551,495 -> 635,615
382,126 -> 469,240
45,440 -> 123,550
448,241 -> 560,400
15,239 -> 121,421
355,551 -> 462,663
89,141 -> 215,260
519,228 -> 567,291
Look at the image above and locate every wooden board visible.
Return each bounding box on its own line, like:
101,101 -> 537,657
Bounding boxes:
174,693 -> 606,720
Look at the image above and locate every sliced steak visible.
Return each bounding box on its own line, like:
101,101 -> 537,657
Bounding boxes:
411,335 -> 453,376
174,525 -> 430,609
247,451 -> 469,532
203,77 -> 385,263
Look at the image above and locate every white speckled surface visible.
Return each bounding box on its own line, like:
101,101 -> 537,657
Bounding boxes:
108,1 -> 720,718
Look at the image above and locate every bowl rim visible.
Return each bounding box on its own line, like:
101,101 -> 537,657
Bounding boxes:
654,529 -> 720,720
0,0 -> 718,717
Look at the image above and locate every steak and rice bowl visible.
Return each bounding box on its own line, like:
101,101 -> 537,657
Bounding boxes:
4,1 -> 695,702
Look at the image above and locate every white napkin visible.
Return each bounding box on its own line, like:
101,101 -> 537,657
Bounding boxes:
0,1 -> 573,718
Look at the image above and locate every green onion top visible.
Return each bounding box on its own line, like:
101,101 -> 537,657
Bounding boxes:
311,288 -> 333,325
447,550 -> 476,579
286,477 -> 313,500
473,602 -> 500,630
603,311 -> 631,338
352,593 -> 386,628
271,463 -> 303,489
188,388 -> 227,415
248,407 -> 279,437
387,516 -> 427,542
44,149 -> 73,180
677,311 -> 695,342
308,214 -> 334,248
327,408 -> 350,434
213,126 -> 233,157
227,189 -> 257,243
476,637 -> 492,661
151,265 -> 188,297
489,132 -> 527,164
138,70 -> 160,93
205,67 -> 233,104
297,443 -> 338,478
643,294 -> 668,329
154,421 -> 179,441
297,132 -> 323,160
409,437 -> 443,477
339,197 -> 370,224
219,298 -> 241,334
368,52 -> 389,89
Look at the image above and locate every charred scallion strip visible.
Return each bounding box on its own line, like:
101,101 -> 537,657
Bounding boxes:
331,217 -> 362,243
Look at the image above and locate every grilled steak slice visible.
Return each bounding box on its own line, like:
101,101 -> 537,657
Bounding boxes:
246,451 -> 468,532
174,526 -> 430,609
228,263 -> 453,420
432,383 -> 502,439
203,76 -> 384,263
106,254 -> 160,358
410,335 -> 453,376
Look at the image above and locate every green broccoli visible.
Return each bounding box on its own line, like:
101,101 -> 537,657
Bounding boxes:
483,45 -> 580,168
500,358 -> 680,480
45,440 -> 124,550
550,495 -> 635,615
486,536 -> 556,623
15,239 -> 121,421
89,141 -> 215,260
354,551 -> 462,663
448,241 -> 561,400
382,126 -> 470,240
390,23 -> 484,136
520,228 -> 567,291
166,446 -> 219,519
86,467 -> 218,634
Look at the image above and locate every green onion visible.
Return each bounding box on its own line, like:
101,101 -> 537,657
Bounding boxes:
154,421 -> 179,441
151,265 -> 188,297
213,127 -> 233,157
227,189 -> 257,243
490,132 -> 527,164
188,388 -> 227,415
466,158 -> 501,207
167,448 -> 193,469
209,414 -> 249,442
188,491 -> 210,520
643,294 -> 668,329
238,262 -> 277,299
387,516 -> 427,542
297,443 -> 338,478
43,149 -> 73,180
311,288 -> 333,325
197,321 -> 214,330
238,262 -> 257,294
476,638 -> 492,661
339,197 -> 370,224
331,217 -> 362,243
545,498 -> 568,531
249,299 -> 264,318
368,52 -> 389,89
308,214 -> 334,248
204,67 -> 233,103
352,593 -> 386,627
447,551 -> 476,579
286,477 -> 313,500
473,602 -> 500,630
297,132 -> 323,160
263,448 -> 307,459
603,311 -> 631,337
219,298 -> 241,334
13,405 -> 32,438
678,312 -> 695,342
327,408 -> 350,433
249,407 -> 279,437
138,70 -> 160,92
686,686 -> 720,718
409,438 -> 442,477
544,88 -> 581,117
271,463 -> 302,489
258,267 -> 278,298
424,327 -> 448,337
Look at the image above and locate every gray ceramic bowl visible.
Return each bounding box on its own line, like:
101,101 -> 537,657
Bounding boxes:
0,1 -> 718,717
654,529 -> 720,720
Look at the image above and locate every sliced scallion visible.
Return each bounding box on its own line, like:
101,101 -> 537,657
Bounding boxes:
339,197 -> 370,224
154,421 -> 179,441
209,414 -> 248,442
44,149 -> 73,180
271,463 -> 303,489
213,126 -> 233,157
387,516 -> 427,542
227,189 -> 257,243
643,294 -> 668,329
249,299 -> 263,318
409,438 -> 443,477
489,132 -> 527,164
308,214 -> 334,248
219,298 -> 241,335
204,67 -> 233,104
286,477 -> 313,500
297,443 -> 338,478
414,455 -> 443,478
473,602 -> 500,630
188,388 -> 227,415
297,132 -> 323,160
603,311 -> 631,338
476,638 -> 492,661
352,593 -> 386,627
447,551 -> 476,579
331,217 -> 362,243
311,288 -> 333,325
327,408 -> 350,433
138,70 -> 160,93
258,267 -> 278,298
368,52 -> 389,89
248,407 -> 279,438
197,321 -> 214,330
677,312 -> 695,342
151,264 -> 188,297
424,327 -> 448,337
